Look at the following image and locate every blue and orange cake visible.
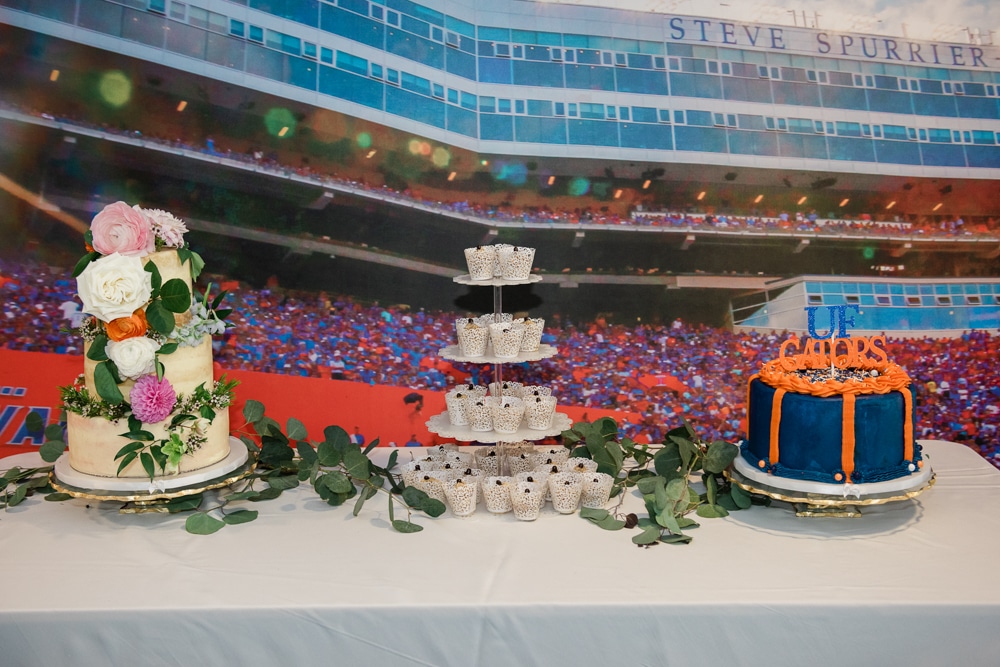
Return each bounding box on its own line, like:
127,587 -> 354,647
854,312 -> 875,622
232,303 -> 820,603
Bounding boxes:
741,335 -> 925,487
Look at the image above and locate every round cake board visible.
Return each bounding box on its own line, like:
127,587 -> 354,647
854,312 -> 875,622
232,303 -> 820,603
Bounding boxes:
50,437 -> 253,509
729,453 -> 934,517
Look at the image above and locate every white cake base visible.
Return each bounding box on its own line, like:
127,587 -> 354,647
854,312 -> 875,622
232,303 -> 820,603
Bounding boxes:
53,437 -> 249,494
731,449 -> 934,503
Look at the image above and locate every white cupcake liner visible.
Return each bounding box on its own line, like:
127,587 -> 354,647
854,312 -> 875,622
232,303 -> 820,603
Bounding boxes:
490,396 -> 525,434
456,320 -> 489,357
520,318 -> 545,352
464,245 -> 497,280
488,322 -> 526,358
482,476 -> 514,513
444,478 -> 478,517
510,480 -> 545,520
497,245 -> 535,280
581,472 -> 615,509
524,395 -> 557,430
548,472 -> 583,514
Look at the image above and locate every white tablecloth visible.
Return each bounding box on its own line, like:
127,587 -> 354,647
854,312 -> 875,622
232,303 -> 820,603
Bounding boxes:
2,440 -> 999,667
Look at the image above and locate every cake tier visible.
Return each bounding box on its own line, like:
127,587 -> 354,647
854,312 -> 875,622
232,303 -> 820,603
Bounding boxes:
67,409 -> 231,478
84,335 -> 214,398
743,377 -> 921,484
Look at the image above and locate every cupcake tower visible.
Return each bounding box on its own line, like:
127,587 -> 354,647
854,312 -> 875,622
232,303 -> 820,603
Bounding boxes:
401,445 -> 615,520
427,245 -> 570,466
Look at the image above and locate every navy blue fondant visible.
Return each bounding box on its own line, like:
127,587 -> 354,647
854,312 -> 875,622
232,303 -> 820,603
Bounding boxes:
744,378 -> 919,484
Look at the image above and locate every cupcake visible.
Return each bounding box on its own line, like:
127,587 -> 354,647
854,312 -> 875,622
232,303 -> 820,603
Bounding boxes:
490,396 -> 525,434
456,318 -> 489,357
520,318 -> 545,352
580,472 -> 615,509
474,447 -> 500,476
445,389 -> 471,426
464,245 -> 497,280
510,480 -> 545,521
411,473 -> 446,503
569,458 -> 600,474
482,476 -> 514,513
488,322 -> 526,358
524,395 -> 557,430
466,397 -> 494,432
547,472 -> 583,514
497,245 -> 536,280
489,381 -> 524,398
444,478 -> 478,517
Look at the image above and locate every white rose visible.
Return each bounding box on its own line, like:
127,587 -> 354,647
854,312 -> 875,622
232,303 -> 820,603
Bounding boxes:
192,417 -> 212,435
77,253 -> 153,323
106,337 -> 160,380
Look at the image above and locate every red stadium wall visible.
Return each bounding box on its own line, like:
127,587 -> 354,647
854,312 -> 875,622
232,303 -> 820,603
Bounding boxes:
0,349 -> 631,459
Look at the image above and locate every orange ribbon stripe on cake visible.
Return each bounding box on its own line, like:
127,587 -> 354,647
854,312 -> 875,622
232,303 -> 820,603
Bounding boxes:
902,388 -> 914,461
842,393 -> 856,483
770,388 -> 786,465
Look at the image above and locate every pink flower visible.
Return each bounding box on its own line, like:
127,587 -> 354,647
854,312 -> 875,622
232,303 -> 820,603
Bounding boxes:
91,202 -> 155,257
129,375 -> 177,424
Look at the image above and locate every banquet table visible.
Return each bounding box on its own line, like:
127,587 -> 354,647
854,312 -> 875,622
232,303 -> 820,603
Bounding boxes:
2,439 -> 999,667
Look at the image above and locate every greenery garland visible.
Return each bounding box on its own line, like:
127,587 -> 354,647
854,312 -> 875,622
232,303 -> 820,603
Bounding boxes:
3,410 -> 754,542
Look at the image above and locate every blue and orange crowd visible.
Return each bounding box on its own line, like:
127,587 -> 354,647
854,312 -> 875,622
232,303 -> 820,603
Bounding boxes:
2,257 -> 998,466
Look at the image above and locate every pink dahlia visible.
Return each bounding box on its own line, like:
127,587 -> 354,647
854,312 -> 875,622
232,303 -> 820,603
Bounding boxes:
129,374 -> 177,424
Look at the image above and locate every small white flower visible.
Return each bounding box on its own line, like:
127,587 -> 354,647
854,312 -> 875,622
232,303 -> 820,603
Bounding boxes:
192,417 -> 211,435
106,337 -> 160,379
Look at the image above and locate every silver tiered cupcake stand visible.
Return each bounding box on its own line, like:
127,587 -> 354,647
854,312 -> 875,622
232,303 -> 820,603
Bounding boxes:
426,273 -> 571,470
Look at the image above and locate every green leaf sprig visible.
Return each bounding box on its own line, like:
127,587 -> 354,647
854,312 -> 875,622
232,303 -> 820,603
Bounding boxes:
562,417 -> 758,545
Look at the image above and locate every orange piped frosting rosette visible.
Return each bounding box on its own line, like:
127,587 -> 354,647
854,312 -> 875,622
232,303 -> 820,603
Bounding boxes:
105,308 -> 149,342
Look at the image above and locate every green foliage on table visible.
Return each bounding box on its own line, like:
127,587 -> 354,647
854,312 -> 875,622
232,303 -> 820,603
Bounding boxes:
13,403 -> 445,536
562,417 -> 755,545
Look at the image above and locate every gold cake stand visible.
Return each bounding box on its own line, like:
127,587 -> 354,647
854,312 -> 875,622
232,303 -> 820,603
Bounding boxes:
50,440 -> 256,513
727,457 -> 936,518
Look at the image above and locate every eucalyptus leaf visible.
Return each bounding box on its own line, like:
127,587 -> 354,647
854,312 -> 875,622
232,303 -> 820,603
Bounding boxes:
296,441 -> 318,464
632,526 -> 661,545
418,497 -> 446,517
676,516 -> 700,529
258,441 -> 294,466
717,492 -> 740,512
242,400 -> 265,424
267,475 -> 300,491
665,477 -> 688,503
317,439 -> 342,467
286,417 -> 308,441
45,493 -> 73,502
696,504 -> 729,519
224,489 -> 260,502
352,487 -> 369,516
704,441 -> 739,474
323,425 -> 350,449
249,487 -> 283,502
391,519 -> 423,533
730,481 -> 753,509
93,362 -> 124,404
401,486 -> 429,508
320,471 -> 353,494
342,447 -> 371,480
185,513 -> 225,535
145,300 -> 175,336
222,509 -> 258,525
8,483 -> 29,506
655,510 -> 682,534
386,449 -> 398,472
706,474 -> 718,506
39,439 -> 67,463
653,443 -> 682,478
660,533 -> 694,545
636,476 -> 665,495
159,278 -> 192,313
166,495 -> 204,513
595,515 -> 627,531
25,410 -> 45,434
580,507 -> 610,522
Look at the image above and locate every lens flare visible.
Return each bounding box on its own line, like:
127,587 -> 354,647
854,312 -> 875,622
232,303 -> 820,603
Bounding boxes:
431,147 -> 450,167
356,132 -> 372,149
568,177 -> 590,196
264,108 -> 296,138
98,71 -> 132,108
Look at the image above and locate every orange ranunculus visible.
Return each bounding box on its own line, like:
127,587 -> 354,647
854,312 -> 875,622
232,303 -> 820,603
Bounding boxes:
105,308 -> 149,341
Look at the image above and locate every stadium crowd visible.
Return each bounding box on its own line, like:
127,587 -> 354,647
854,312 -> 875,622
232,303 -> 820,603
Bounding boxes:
2,258 -> 998,467
6,102 -> 997,241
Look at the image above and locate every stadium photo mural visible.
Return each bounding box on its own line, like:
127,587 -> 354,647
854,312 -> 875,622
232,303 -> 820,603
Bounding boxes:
0,0 -> 999,476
